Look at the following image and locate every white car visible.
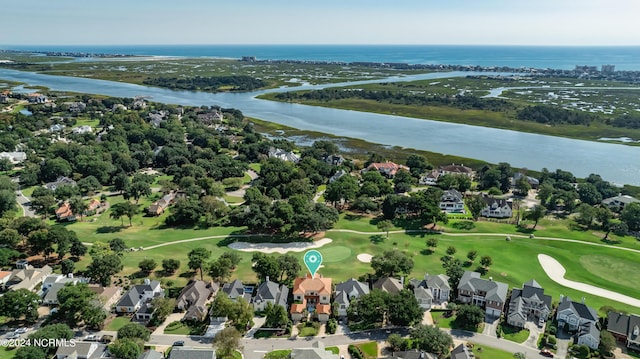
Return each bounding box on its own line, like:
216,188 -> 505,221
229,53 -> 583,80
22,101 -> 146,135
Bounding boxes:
13,328 -> 28,334
6,333 -> 19,339
85,334 -> 97,341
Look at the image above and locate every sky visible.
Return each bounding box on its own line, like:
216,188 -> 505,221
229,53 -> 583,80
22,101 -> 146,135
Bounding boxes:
1,0 -> 639,46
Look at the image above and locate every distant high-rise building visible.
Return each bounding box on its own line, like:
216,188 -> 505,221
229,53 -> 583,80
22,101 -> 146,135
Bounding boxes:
601,64 -> 615,74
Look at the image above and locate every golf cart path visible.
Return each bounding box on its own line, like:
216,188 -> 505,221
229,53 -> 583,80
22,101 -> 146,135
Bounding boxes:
538,254 -> 640,308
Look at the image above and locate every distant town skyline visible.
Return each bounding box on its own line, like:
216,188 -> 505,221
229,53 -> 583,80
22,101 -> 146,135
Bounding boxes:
2,0 -> 639,46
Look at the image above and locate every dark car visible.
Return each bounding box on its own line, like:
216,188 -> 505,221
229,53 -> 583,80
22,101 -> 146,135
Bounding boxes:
173,341 -> 185,347
540,349 -> 553,357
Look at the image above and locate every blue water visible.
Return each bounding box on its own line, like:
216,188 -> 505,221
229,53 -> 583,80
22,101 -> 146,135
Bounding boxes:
3,44 -> 640,71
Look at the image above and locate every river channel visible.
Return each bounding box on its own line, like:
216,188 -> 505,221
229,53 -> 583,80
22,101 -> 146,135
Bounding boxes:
0,68 -> 638,185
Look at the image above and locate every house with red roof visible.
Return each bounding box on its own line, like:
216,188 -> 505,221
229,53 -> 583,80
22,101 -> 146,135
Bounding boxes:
367,161 -> 409,178
291,274 -> 332,322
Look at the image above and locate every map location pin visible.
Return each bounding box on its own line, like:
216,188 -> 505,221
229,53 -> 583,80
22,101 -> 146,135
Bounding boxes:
303,250 -> 323,278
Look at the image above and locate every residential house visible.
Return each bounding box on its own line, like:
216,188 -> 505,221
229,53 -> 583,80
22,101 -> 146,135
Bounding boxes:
291,274 -> 332,322
556,296 -> 599,332
602,194 -> 640,211
168,346 -> 216,359
112,104 -> 127,111
480,195 -> 513,218
457,271 -> 508,317
409,273 -> 450,310
607,312 -> 640,350
132,98 -> 148,110
88,285 -> 123,311
86,199 -> 104,215
324,155 -> 345,166
334,278 -> 369,317
176,280 -> 218,322
506,279 -> 552,328
577,322 -> 601,350
55,202 -> 76,221
291,341 -> 340,359
55,342 -> 110,359
148,111 -> 168,127
135,300 -> 156,321
49,124 -> 65,133
5,265 -> 52,291
438,164 -> 475,178
72,125 -> 93,134
0,271 -> 12,288
44,176 -> 77,191
252,278 -> 289,312
222,279 -> 251,302
0,151 -> 26,164
268,147 -> 300,163
367,161 -> 410,178
328,169 -> 347,184
27,93 -> 47,104
63,101 -> 87,113
115,279 -> 164,314
373,277 -> 403,294
15,259 -> 29,269
146,192 -> 176,216
385,349 -> 437,359
419,169 -> 440,186
0,91 -> 9,103
41,274 -> 87,305
439,189 -> 465,214
511,172 -> 539,190
450,344 -> 475,359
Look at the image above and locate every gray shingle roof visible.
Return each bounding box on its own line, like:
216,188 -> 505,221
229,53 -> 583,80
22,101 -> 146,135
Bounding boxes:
222,279 -> 244,300
450,344 -> 473,359
169,346 -> 216,359
254,280 -> 289,308
139,350 -> 164,359
558,298 -> 598,323
335,278 -> 369,303
458,271 -> 507,303
116,281 -> 161,308
373,277 -> 403,294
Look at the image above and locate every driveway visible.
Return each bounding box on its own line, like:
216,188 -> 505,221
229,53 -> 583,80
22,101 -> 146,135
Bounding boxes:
482,315 -> 499,337
524,321 -> 543,348
152,313 -> 185,335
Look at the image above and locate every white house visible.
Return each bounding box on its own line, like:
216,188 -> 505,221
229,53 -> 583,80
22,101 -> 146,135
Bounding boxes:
556,296 -> 598,332
440,189 -> 465,213
480,196 -> 513,218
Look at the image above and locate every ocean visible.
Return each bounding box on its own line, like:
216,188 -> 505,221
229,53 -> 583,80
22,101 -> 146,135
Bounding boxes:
3,44 -> 640,71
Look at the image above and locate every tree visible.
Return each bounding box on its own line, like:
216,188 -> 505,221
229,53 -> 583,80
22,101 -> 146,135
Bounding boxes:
446,246 -> 457,256
0,228 -> 21,248
30,195 -> 56,217
188,247 -> 211,280
57,283 -> 103,328
166,198 -> 202,226
410,324 -> 453,357
578,182 -> 603,205
110,203 -> 126,226
525,204 -> 546,229
324,175 -> 359,208
426,237 -> 438,253
77,176 -> 102,195
162,258 -> 180,275
0,190 -> 17,217
466,250 -> 478,262
60,259 -> 75,275
108,339 -> 142,359
110,201 -> 138,227
575,203 -> 596,228
117,323 -> 151,341
349,289 -> 389,325
108,238 -> 127,254
127,180 -> 152,204
220,251 -> 242,269
0,288 -> 40,322
480,255 -> 493,268
371,249 -> 414,277
406,154 -> 431,177
27,324 -> 73,356
277,254 -> 301,283
621,202 -> 640,231
514,175 -> 532,195
213,327 -> 243,358
513,353 -> 526,359
377,219 -> 393,239
264,302 -> 289,329
387,290 -> 424,326
149,297 -> 175,326
252,253 -> 280,282
14,347 -> 46,359
208,258 -> 233,282
600,330 -> 616,354
87,254 -> 123,286
70,239 -> 88,258
595,206 -> 613,231
466,195 -> 486,221
456,304 -> 485,329
138,259 -> 157,274
443,258 -> 465,293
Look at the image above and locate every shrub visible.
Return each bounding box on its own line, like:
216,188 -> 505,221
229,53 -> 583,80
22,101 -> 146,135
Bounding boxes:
348,345 -> 363,359
326,319 -> 337,334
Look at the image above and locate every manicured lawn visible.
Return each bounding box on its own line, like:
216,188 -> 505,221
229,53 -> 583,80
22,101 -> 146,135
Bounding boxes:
431,311 -> 483,333
264,350 -> 291,359
354,341 -> 377,359
164,321 -> 190,335
223,195 -> 245,204
501,325 -> 530,343
0,347 -> 16,359
104,316 -> 131,331
297,322 -> 320,337
326,347 -> 339,355
471,344 -> 514,359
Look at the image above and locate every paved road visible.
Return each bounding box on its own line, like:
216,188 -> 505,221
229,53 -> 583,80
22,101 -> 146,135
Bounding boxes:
16,190 -> 36,217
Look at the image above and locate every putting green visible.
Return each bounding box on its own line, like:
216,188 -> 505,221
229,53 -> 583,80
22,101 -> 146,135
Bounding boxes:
317,245 -> 353,263
579,254 -> 640,290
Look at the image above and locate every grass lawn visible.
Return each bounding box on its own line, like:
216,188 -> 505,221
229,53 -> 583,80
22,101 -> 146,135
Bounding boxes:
163,321 -> 190,335
431,311 -> 483,333
0,347 -> 16,359
471,344 -> 514,359
223,195 -> 245,204
104,316 -> 131,331
217,350 -> 242,359
297,322 -> 320,337
501,325 -> 530,343
325,347 -> 339,355
264,350 -> 291,359
354,342 -> 378,359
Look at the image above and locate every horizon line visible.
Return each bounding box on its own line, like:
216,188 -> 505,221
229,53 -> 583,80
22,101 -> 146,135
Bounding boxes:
2,43 -> 640,48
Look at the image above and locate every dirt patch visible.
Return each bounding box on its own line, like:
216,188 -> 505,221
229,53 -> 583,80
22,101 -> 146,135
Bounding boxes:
357,253 -> 373,263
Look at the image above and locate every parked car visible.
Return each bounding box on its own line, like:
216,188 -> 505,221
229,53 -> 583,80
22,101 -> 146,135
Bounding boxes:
100,335 -> 113,344
6,333 -> 19,339
84,334 -> 98,341
13,328 -> 28,334
173,341 -> 185,347
540,349 -> 553,357
539,317 -> 545,327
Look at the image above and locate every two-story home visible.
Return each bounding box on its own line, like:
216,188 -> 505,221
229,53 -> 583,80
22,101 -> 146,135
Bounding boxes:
480,196 -> 513,218
373,277 -> 403,294
5,265 -> 52,291
511,172 -> 539,190
607,312 -> 640,351
419,169 -> 440,186
252,278 -> 289,312
457,271 -> 508,317
506,279 -> 552,328
577,321 -> 601,350
334,278 -> 369,318
222,279 -> 252,302
268,147 -> 300,163
88,285 -> 123,312
602,194 -> 640,211
440,189 -> 465,214
55,342 -> 109,359
290,274 -> 332,322
115,279 -> 163,314
367,162 -> 410,178
41,274 -> 87,305
409,273 -> 450,310
438,164 -> 475,178
556,296 -> 599,332
176,280 -> 218,322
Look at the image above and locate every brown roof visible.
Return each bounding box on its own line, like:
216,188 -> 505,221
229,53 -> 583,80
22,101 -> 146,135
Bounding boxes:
0,271 -> 11,280
290,302 -> 306,314
292,274 -> 332,296
316,304 -> 331,315
55,202 -> 73,218
87,199 -> 101,211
